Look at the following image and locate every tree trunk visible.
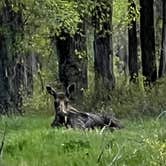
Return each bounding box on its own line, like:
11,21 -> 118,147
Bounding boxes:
24,52 -> 36,96
55,22 -> 88,100
159,0 -> 166,77
154,0 -> 163,63
0,33 -> 10,114
0,1 -> 29,114
93,1 -> 115,93
128,0 -> 138,82
140,0 -> 157,84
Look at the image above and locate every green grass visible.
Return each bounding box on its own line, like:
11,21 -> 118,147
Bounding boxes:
0,115 -> 166,166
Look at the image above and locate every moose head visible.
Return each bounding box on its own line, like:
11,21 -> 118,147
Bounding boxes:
46,85 -> 68,113
46,84 -> 76,127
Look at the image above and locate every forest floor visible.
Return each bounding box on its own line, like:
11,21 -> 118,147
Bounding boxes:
0,115 -> 166,166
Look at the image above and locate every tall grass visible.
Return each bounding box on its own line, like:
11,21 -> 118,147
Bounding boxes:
0,116 -> 165,166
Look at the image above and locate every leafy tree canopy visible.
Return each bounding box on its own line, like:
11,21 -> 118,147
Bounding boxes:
0,0 -> 134,56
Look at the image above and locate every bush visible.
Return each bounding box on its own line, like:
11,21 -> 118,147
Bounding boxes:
81,75 -> 166,118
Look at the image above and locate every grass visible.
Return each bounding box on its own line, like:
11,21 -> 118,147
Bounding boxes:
0,115 -> 166,166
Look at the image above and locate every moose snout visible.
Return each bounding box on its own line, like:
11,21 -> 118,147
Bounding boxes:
57,102 -> 67,114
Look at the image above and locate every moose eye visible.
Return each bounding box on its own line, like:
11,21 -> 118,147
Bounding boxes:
64,99 -> 69,105
54,100 -> 60,107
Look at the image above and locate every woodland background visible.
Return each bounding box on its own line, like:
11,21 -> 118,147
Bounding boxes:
0,0 -> 166,116
0,0 -> 166,165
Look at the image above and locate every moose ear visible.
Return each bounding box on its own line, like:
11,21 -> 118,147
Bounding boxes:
46,85 -> 57,98
66,83 -> 76,98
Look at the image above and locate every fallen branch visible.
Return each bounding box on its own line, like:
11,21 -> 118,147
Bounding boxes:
0,123 -> 7,158
156,111 -> 166,121
100,120 -> 112,135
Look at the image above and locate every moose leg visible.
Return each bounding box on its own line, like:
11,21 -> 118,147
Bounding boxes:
51,115 -> 64,127
84,118 -> 95,129
51,117 -> 60,127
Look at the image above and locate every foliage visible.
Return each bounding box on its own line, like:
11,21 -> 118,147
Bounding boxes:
113,0 -> 128,26
0,0 -> 132,56
110,77 -> 166,117
81,74 -> 166,119
1,0 -> 163,119
127,0 -> 140,25
0,0 -> 84,59
22,53 -> 58,115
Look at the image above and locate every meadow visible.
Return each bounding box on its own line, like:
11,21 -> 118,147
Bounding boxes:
0,115 -> 165,166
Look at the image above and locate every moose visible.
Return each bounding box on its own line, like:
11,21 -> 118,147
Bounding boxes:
46,85 -> 123,130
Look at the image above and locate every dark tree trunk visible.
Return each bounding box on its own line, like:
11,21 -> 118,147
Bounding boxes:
140,0 -> 157,84
159,0 -> 166,77
0,1 -> 14,114
128,0 -> 138,82
6,1 -> 24,114
55,22 -> 88,100
93,1 -> 115,92
11,58 -> 25,114
0,33 -> 10,114
0,1 -> 29,114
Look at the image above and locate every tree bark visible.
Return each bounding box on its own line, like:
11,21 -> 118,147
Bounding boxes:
128,0 -> 138,82
0,33 -> 10,114
55,22 -> 88,100
24,52 -> 36,96
159,0 -> 166,77
93,1 -> 115,93
154,0 -> 163,63
140,0 -> 157,84
0,1 -> 32,114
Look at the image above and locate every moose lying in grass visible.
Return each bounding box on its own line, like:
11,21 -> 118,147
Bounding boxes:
46,85 -> 123,130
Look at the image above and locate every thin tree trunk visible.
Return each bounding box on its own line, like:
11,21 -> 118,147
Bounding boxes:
154,0 -> 163,65
24,53 -> 35,96
128,0 -> 138,82
140,0 -> 157,84
159,0 -> 166,77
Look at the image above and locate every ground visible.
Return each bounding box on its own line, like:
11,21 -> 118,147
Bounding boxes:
0,115 -> 166,166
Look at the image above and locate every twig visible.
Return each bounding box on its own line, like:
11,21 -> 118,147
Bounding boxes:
100,120 -> 112,135
156,111 -> 166,121
0,123 -> 7,158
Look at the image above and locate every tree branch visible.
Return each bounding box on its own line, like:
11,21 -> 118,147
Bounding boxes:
0,123 -> 7,158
